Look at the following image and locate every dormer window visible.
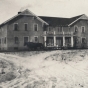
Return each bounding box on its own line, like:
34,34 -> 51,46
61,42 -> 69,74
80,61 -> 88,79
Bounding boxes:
34,24 -> 38,31
74,26 -> 78,32
81,26 -> 85,33
14,23 -> 18,31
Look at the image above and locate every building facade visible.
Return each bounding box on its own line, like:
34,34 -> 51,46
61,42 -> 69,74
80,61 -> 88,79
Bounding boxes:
0,9 -> 88,51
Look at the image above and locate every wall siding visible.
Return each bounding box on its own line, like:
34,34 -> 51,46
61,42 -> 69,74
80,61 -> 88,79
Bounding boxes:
7,16 -> 44,50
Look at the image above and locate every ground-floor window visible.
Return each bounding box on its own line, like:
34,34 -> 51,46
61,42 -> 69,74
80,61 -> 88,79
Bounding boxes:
14,47 -> 18,50
82,38 -> 86,43
34,36 -> 38,43
14,37 -> 19,44
24,37 -> 29,44
4,37 -> 6,44
0,39 -> 1,44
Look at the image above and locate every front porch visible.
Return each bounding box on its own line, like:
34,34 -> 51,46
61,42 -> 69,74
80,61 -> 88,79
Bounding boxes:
43,31 -> 74,49
43,36 -> 74,49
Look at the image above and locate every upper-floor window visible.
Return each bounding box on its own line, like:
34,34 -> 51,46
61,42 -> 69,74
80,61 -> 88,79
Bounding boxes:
74,26 -> 78,32
14,37 -> 19,44
81,26 -> 85,33
24,23 -> 28,31
58,27 -> 63,32
14,23 -> 18,31
34,24 -> 38,31
4,37 -> 6,44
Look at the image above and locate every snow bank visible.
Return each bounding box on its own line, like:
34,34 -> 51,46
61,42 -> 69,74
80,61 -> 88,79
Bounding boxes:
0,50 -> 88,88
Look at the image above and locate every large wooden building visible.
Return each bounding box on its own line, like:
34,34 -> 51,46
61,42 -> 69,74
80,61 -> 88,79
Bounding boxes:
0,9 -> 88,51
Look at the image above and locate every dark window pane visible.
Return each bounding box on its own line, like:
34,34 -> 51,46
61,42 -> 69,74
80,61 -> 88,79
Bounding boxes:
14,37 -> 19,44
14,24 -> 18,31
34,24 -> 38,31
74,27 -> 78,32
0,39 -> 1,44
35,37 -> 38,42
82,27 -> 85,33
24,37 -> 28,44
4,37 -> 6,44
24,24 -> 28,31
82,38 -> 86,43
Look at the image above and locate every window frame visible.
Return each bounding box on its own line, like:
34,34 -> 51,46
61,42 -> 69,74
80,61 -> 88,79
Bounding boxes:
23,36 -> 29,44
33,23 -> 38,31
4,37 -> 6,44
81,26 -> 85,33
0,38 -> 1,44
13,23 -> 18,31
74,26 -> 78,32
14,37 -> 19,44
1,37 -> 3,44
81,37 -> 86,43
34,36 -> 38,42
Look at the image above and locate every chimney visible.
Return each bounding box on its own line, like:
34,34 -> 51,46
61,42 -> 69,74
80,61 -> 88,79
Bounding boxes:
18,11 -> 22,14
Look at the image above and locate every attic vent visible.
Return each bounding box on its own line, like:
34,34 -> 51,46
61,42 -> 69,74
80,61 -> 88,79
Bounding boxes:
18,12 -> 22,14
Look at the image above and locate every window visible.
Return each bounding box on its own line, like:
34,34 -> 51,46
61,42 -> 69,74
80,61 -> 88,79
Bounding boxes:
24,23 -> 28,31
2,38 -> 3,44
4,37 -> 6,44
14,47 -> 18,50
74,26 -> 78,32
14,37 -> 19,44
0,39 -> 1,44
82,38 -> 86,43
58,27 -> 63,32
14,23 -> 18,31
81,26 -> 85,33
34,24 -> 38,31
48,27 -> 51,31
24,37 -> 29,44
68,27 -> 70,32
34,36 -> 38,42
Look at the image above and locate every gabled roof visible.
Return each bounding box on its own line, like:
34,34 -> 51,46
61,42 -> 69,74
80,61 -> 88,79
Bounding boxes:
0,9 -> 49,27
39,14 -> 85,27
0,9 -> 88,27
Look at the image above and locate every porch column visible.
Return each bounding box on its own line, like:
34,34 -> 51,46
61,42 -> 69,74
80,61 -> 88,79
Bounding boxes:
44,36 -> 46,47
54,36 -> 56,46
63,36 -> 65,46
71,36 -> 73,47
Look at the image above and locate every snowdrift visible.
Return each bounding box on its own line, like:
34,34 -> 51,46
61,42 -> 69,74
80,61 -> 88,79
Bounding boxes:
0,50 -> 88,88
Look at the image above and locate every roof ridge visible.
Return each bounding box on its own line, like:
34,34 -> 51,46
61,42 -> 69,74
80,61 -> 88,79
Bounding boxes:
39,16 -> 69,19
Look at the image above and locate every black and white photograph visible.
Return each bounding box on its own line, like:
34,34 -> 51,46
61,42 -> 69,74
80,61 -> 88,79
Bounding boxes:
0,0 -> 88,88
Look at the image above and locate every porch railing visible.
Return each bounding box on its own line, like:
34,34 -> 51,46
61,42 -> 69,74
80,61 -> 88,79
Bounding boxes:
43,31 -> 73,35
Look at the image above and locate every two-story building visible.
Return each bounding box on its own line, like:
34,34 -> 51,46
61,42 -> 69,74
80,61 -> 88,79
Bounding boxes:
0,9 -> 88,51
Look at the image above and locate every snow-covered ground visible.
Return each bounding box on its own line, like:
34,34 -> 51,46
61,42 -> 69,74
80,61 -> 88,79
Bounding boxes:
0,50 -> 88,88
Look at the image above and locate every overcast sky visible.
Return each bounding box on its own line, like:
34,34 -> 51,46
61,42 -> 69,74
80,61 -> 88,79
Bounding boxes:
0,0 -> 88,23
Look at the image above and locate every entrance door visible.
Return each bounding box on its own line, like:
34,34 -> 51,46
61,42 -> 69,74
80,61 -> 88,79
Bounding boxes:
56,37 -> 63,47
47,37 -> 54,46
65,37 -> 71,47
